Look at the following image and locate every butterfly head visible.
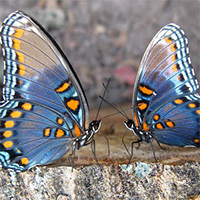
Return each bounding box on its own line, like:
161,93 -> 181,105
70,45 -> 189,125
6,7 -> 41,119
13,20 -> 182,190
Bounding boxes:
89,120 -> 102,133
124,119 -> 136,132
124,119 -> 153,143
73,120 -> 102,150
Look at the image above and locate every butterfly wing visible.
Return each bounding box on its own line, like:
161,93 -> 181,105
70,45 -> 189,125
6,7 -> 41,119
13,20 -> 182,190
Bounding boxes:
132,23 -> 200,147
0,10 -> 90,171
0,101 -> 74,171
149,94 -> 200,147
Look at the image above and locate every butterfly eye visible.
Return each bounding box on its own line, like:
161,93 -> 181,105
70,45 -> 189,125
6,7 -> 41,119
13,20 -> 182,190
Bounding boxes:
124,119 -> 134,129
90,120 -> 102,132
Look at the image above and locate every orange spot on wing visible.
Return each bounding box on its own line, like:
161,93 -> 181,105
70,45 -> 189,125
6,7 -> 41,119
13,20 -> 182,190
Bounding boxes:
153,114 -> 160,121
56,82 -> 70,93
177,75 -> 183,81
173,64 -> 178,72
138,102 -> 147,110
134,111 -> 139,127
73,124 -> 81,137
189,103 -> 196,108
165,37 -> 172,43
10,111 -> 22,118
56,129 -> 65,137
194,139 -> 200,143
14,29 -> 24,38
13,39 -> 21,50
18,80 -> 23,85
155,123 -> 164,129
64,113 -> 69,118
171,54 -> 176,62
170,44 -> 176,52
44,128 -> 51,137
196,110 -> 200,115
143,122 -> 149,131
21,157 -> 29,165
3,141 -> 13,148
139,86 -> 153,95
174,99 -> 183,104
22,103 -> 32,110
67,99 -> 79,111
57,118 -> 63,125
3,131 -> 12,138
18,64 -> 25,76
165,120 -> 175,128
16,51 -> 24,63
5,121 -> 15,128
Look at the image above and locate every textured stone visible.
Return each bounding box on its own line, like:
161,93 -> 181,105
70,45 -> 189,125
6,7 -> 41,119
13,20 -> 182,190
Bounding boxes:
1,161 -> 200,200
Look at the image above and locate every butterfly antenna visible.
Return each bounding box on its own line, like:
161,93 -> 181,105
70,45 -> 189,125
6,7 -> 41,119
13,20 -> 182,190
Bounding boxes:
101,82 -> 129,120
93,79 -> 111,162
99,104 -> 135,120
99,95 -> 128,120
95,78 -> 111,120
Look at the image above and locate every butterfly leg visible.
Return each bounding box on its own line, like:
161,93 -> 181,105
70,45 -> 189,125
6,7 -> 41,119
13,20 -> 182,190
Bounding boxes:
155,139 -> 166,150
99,130 -> 110,157
122,130 -> 131,156
90,139 -> 100,166
149,141 -> 160,170
136,142 -> 141,149
71,144 -> 76,171
127,139 -> 142,168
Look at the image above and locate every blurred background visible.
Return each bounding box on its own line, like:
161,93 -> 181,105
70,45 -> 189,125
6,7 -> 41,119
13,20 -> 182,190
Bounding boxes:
0,0 -> 199,109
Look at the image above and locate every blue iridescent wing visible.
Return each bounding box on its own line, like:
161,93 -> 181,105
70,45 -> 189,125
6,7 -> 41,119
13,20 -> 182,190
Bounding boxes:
132,23 -> 200,147
150,94 -> 200,147
0,10 -> 90,171
0,101 -> 74,171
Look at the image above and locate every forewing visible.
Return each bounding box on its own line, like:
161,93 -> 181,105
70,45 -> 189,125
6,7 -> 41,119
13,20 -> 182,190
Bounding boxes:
0,10 -> 89,130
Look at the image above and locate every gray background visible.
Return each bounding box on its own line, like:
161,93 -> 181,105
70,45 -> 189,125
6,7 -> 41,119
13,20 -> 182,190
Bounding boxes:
0,0 -> 199,108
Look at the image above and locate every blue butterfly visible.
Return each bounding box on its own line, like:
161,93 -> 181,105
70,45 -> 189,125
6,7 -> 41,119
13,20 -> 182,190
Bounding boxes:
123,23 -> 200,161
0,10 -> 102,172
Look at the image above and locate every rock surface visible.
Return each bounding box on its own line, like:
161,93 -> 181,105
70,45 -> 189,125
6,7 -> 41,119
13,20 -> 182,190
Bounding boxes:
1,161 -> 200,200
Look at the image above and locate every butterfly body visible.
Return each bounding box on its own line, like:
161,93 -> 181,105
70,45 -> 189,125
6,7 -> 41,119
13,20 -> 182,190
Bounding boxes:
125,23 -> 200,155
0,10 -> 101,172
124,119 -> 153,143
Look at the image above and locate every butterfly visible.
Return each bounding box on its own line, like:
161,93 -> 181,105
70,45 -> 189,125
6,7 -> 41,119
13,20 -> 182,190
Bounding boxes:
0,10 -> 102,172
123,23 -> 200,162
